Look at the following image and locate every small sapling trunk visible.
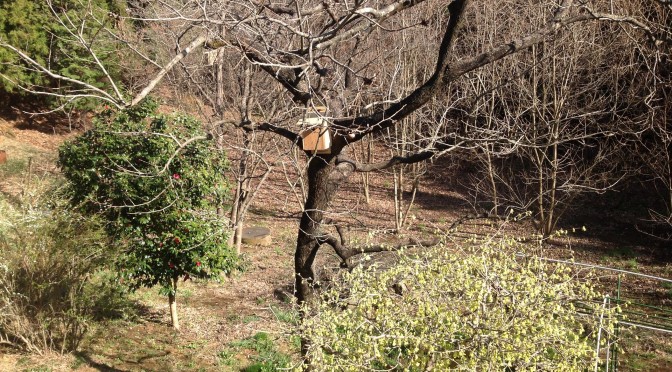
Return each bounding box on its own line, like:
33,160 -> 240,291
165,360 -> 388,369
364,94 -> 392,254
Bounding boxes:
169,276 -> 180,330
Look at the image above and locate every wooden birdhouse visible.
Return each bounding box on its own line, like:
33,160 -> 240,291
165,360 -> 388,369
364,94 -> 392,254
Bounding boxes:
298,106 -> 331,154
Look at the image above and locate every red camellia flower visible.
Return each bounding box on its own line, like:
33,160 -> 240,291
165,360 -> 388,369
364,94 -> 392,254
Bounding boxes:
196,261 -> 201,267
168,262 -> 175,269
172,173 -> 180,180
174,237 -> 181,244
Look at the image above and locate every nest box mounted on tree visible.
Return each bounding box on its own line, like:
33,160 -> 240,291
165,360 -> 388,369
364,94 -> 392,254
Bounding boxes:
299,106 -> 331,154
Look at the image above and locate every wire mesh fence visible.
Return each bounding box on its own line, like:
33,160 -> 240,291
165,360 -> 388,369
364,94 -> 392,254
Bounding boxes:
533,256 -> 672,371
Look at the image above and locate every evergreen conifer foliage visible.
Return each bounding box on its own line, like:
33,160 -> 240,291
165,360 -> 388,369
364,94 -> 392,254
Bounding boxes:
0,0 -> 120,107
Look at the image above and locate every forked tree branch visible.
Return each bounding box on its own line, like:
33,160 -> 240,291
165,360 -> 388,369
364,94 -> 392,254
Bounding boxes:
237,121 -> 301,143
332,0 -> 470,139
130,34 -> 208,106
319,229 -> 441,268
332,0 -> 663,140
335,141 -> 465,173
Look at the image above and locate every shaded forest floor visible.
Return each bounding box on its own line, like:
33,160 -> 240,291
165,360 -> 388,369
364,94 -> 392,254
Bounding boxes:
1,114 -> 671,371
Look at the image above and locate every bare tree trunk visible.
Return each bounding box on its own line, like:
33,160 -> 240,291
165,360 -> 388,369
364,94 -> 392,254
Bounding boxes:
235,220 -> 243,253
486,89 -> 498,216
215,44 -> 228,220
169,276 -> 179,330
533,42 -> 548,236
216,132 -> 226,217
216,55 -> 225,114
544,47 -> 562,236
545,120 -> 560,236
668,171 -> 672,216
365,139 -> 372,203
356,137 -> 372,204
228,182 -> 241,247
228,132 -> 252,254
393,167 -> 402,232
401,175 -> 420,227
295,155 -> 336,357
295,156 -> 334,306
485,148 -> 498,215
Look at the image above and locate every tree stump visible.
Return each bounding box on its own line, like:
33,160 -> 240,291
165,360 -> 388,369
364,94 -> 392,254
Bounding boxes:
241,226 -> 272,246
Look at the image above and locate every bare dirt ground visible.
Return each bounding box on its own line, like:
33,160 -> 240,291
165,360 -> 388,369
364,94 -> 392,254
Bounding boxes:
1,115 -> 671,371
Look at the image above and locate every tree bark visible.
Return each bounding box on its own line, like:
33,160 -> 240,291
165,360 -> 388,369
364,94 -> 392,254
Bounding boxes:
169,276 -> 180,330
295,155 -> 336,306
295,153 -> 340,359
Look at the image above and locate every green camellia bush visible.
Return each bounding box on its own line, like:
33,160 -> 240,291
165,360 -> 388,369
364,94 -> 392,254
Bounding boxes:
301,239 -> 619,371
59,98 -> 238,329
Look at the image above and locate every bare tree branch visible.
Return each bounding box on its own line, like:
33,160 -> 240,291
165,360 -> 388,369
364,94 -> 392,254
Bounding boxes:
130,34 -> 208,106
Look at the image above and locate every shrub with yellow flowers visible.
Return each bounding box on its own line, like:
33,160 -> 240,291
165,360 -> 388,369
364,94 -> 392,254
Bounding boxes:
300,238 -> 618,371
